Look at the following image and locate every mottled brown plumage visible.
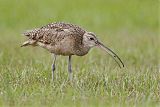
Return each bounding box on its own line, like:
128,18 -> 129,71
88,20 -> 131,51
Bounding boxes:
21,22 -> 124,80
22,22 -> 89,56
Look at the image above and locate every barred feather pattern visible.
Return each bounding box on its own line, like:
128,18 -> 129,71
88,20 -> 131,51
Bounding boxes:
23,22 -> 86,44
23,22 -> 89,56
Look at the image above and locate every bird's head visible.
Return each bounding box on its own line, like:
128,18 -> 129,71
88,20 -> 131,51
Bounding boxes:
83,32 -> 124,68
83,32 -> 98,47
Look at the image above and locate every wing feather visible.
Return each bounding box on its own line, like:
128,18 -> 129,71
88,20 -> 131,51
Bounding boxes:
23,22 -> 86,45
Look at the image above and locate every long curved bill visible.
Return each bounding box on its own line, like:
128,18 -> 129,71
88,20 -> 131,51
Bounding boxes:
96,41 -> 124,68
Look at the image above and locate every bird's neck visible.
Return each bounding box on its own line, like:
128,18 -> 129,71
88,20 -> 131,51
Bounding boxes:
76,44 -> 91,56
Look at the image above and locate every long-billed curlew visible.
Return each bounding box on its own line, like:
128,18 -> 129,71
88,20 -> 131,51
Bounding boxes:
21,22 -> 124,80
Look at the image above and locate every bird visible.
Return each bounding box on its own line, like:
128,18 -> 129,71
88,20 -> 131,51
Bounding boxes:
21,22 -> 124,80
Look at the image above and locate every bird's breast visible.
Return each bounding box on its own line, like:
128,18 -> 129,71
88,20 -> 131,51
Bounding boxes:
74,45 -> 91,56
37,36 -> 91,56
37,37 -> 75,56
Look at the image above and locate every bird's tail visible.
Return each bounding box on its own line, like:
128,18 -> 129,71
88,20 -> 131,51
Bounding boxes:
21,40 -> 36,47
23,28 -> 39,37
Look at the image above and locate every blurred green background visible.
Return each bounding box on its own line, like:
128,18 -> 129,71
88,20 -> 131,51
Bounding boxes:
0,0 -> 158,31
0,0 -> 159,107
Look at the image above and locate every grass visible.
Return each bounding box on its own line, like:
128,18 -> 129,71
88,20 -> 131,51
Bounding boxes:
0,0 -> 159,107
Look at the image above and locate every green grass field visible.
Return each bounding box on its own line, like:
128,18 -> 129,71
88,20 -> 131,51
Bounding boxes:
0,0 -> 159,107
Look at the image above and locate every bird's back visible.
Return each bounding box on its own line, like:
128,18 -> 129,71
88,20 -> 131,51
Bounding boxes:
22,22 -> 87,55
24,22 -> 85,44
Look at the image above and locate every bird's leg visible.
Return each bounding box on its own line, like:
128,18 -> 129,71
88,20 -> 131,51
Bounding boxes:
52,54 -> 56,81
68,55 -> 72,81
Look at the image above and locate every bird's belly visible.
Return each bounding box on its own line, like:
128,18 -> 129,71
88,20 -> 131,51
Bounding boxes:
52,47 -> 74,56
37,42 -> 74,56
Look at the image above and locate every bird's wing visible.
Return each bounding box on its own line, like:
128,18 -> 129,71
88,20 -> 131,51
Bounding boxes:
41,22 -> 86,36
23,22 -> 86,45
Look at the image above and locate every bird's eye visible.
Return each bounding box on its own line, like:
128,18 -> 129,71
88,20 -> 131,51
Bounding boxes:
89,37 -> 94,40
